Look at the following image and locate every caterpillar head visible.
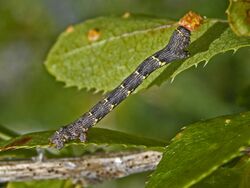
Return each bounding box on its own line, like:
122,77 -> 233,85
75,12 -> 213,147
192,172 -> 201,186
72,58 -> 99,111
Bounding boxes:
179,11 -> 203,31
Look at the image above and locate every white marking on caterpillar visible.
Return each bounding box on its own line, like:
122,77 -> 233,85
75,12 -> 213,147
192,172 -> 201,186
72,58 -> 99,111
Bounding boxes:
134,71 -> 140,75
176,28 -> 184,37
110,104 -> 114,110
152,56 -> 165,66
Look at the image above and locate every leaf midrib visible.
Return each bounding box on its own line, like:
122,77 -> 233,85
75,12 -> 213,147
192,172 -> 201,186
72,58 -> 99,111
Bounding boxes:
62,23 -> 175,59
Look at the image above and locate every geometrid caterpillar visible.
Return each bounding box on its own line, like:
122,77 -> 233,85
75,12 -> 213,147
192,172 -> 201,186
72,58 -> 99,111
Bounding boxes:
51,12 -> 203,149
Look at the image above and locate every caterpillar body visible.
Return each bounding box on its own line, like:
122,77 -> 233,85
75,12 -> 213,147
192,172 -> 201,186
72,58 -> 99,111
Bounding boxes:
51,12 -> 203,149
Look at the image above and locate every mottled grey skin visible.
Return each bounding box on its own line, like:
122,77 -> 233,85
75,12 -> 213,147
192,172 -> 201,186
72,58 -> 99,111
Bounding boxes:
51,26 -> 191,149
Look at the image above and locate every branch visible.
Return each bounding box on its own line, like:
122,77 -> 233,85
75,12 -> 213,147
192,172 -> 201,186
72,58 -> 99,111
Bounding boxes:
0,151 -> 162,185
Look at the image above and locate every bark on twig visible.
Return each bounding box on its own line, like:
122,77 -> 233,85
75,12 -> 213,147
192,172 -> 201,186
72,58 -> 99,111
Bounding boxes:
0,151 -> 162,185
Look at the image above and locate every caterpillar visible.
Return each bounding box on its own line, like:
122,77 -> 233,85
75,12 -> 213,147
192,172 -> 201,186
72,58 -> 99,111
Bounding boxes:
51,12 -> 203,149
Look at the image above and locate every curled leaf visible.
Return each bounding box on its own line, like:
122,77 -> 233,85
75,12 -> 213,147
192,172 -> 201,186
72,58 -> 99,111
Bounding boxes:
227,0 -> 250,36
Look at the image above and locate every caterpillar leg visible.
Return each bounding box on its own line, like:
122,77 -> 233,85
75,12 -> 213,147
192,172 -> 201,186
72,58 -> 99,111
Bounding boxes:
182,50 -> 190,58
50,126 -> 88,149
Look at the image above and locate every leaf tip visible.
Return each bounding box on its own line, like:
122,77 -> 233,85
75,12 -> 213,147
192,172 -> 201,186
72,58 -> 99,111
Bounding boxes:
170,76 -> 175,83
203,60 -> 209,67
232,48 -> 238,54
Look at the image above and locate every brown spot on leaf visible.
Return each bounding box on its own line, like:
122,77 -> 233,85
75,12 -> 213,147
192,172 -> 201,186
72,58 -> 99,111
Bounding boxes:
88,28 -> 101,42
66,25 -> 74,33
2,136 -> 32,151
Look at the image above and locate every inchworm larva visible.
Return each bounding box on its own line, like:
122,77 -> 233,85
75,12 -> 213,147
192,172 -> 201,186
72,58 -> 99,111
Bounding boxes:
51,12 -> 203,149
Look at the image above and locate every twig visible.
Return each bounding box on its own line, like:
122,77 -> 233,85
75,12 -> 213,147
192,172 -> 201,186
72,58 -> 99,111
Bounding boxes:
0,151 -> 162,185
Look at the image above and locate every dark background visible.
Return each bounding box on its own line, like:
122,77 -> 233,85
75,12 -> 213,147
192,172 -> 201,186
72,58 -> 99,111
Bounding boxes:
0,0 -> 249,187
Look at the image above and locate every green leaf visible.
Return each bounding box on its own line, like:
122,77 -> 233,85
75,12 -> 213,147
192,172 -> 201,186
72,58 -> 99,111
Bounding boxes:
146,111 -> 250,188
0,125 -> 18,141
45,16 -> 250,93
237,85 -> 250,109
45,16 -> 174,92
7,180 -> 74,188
0,128 -> 166,152
192,157 -> 250,188
227,0 -> 250,36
